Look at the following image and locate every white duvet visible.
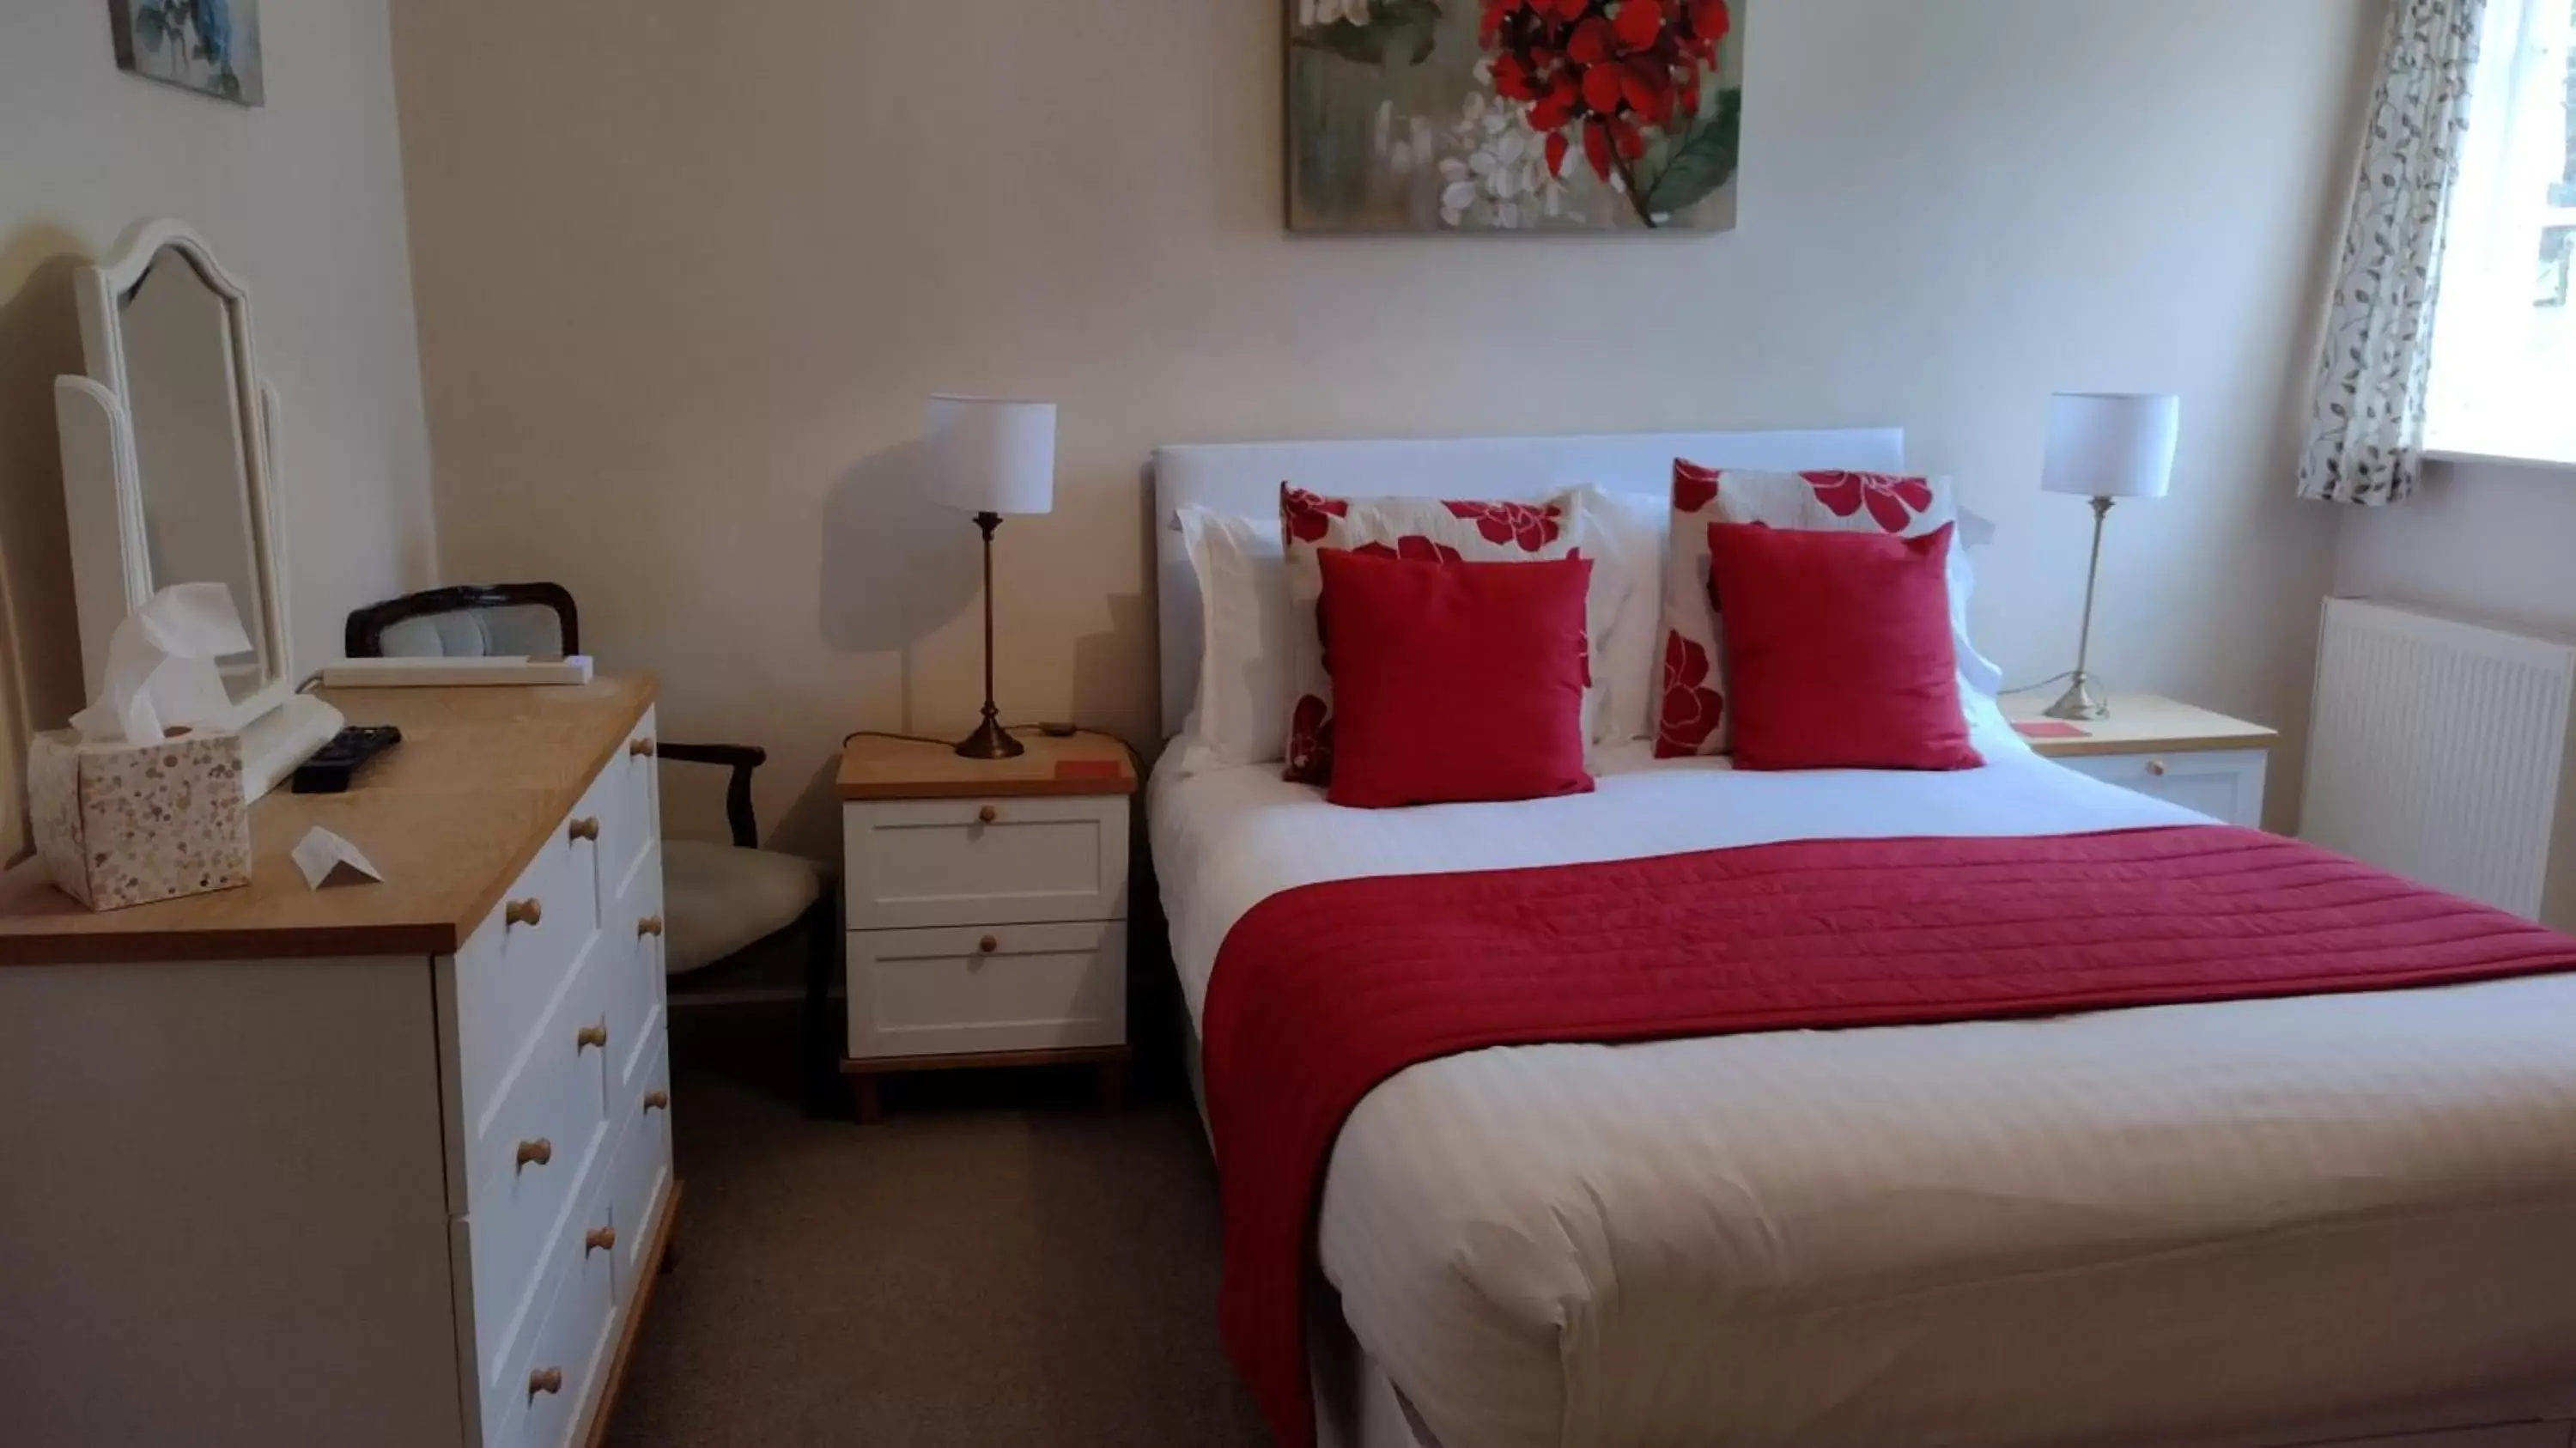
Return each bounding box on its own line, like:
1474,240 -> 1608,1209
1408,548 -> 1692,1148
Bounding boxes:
1151,716 -> 2576,1448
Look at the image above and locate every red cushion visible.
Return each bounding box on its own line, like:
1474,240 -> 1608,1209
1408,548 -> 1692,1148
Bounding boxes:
1706,520 -> 1983,772
1319,549 -> 1596,809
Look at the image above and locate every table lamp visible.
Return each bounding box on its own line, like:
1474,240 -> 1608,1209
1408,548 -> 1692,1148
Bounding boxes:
2040,392 -> 2180,722
925,395 -> 1056,758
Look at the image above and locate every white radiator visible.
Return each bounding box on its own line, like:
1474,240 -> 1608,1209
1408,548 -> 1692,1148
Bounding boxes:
2302,598 -> 2576,928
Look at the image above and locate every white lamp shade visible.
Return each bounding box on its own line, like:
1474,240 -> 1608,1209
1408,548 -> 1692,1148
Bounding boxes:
926,395 -> 1057,515
2042,392 -> 2180,501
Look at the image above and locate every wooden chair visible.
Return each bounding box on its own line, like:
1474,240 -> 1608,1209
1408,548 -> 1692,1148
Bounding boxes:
346,584 -> 840,1112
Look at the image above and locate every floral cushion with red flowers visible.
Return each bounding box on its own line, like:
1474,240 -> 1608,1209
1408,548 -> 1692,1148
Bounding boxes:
1318,548 -> 1597,809
1279,484 -> 1613,786
1655,463 -> 1955,758
1704,520 -> 1981,773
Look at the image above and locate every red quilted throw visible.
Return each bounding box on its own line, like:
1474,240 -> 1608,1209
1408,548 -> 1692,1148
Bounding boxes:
1199,825 -> 2576,1445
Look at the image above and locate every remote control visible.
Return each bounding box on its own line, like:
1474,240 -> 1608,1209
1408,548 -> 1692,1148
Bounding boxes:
292,726 -> 404,794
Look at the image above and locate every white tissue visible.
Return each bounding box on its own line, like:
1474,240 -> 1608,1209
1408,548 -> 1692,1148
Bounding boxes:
70,582 -> 257,745
292,826 -> 384,890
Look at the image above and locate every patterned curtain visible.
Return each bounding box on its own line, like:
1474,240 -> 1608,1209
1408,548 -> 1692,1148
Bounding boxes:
2297,0 -> 2488,507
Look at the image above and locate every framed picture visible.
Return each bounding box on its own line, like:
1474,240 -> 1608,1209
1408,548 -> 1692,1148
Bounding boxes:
109,0 -> 265,107
1287,0 -> 1742,234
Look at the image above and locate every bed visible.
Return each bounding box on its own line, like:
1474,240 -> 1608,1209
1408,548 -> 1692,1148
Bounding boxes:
1149,431 -> 2576,1448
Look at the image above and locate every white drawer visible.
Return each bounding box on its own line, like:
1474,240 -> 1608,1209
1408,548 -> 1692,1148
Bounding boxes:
2062,747 -> 2269,828
493,1171 -> 620,1448
465,922 -> 617,1393
848,921 -> 1127,1059
454,824 -> 601,1131
605,1043 -> 674,1303
843,795 -> 1129,931
605,843 -> 666,1104
562,754 -> 623,934
606,706 -> 661,886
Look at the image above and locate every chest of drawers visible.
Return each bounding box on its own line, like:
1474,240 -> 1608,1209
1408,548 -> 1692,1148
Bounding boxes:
0,679 -> 675,1448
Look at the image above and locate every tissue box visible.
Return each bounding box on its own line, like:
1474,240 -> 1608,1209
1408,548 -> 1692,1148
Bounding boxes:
28,728 -> 252,911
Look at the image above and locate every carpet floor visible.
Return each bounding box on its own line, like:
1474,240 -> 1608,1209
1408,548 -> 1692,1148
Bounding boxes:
604,1010 -> 1270,1447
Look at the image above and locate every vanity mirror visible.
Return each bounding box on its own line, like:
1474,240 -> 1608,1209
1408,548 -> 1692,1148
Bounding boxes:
53,220 -> 341,801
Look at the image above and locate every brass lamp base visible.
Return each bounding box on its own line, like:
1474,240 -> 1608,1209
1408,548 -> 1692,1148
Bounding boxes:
2044,673 -> 2110,722
2047,496 -> 2117,724
952,509 -> 1026,760
953,711 -> 1024,760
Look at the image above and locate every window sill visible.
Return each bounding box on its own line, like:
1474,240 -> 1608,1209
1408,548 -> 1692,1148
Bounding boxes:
2421,447 -> 2576,477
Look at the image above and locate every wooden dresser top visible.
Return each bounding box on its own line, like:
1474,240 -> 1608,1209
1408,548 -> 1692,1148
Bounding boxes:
0,677 -> 656,966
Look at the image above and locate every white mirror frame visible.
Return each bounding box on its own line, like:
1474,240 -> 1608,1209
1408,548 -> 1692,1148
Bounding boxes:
52,219 -> 342,802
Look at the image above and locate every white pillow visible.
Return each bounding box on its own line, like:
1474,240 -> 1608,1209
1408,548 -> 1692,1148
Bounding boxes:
1947,532 -> 2003,698
1176,508 -> 1290,772
1584,487 -> 1669,745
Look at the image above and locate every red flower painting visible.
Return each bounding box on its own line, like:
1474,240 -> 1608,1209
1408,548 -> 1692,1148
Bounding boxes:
1802,472 -> 1935,533
1656,630 -> 1724,757
1443,499 -> 1564,552
1283,485 -> 1350,545
1288,0 -> 1744,234
1480,0 -> 1736,226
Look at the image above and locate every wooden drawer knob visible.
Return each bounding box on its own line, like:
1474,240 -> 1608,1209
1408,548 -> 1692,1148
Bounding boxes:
977,934 -> 999,955
516,1138 -> 553,1170
977,804 -> 999,824
506,897 -> 544,928
636,915 -> 665,938
528,1366 -> 563,1399
629,737 -> 656,758
576,1024 -> 608,1051
586,1226 -> 617,1254
643,1089 -> 671,1112
2147,759 -> 2170,777
568,817 -> 600,843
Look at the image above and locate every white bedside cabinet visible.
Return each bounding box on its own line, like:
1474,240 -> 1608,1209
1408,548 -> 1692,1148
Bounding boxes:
2002,694 -> 2279,829
836,730 -> 1138,1123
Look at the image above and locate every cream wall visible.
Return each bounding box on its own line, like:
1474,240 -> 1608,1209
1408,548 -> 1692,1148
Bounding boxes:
0,0 -> 440,853
2335,461 -> 2576,636
395,0 -> 2381,849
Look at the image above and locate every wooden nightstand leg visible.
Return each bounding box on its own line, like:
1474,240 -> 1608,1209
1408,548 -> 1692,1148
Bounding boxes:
848,1074 -> 884,1125
1097,1059 -> 1129,1113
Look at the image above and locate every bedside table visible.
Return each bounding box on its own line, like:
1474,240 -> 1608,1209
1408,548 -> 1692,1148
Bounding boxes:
2002,694 -> 2278,828
836,729 -> 1137,1123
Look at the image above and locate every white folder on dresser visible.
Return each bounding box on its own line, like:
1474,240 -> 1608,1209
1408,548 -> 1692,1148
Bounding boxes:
0,680 -> 677,1448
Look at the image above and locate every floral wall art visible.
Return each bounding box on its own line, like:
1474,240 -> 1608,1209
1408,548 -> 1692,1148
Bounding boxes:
110,0 -> 264,107
1288,0 -> 1742,233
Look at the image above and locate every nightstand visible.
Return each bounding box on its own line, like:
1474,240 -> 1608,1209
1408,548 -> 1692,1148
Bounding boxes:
835,729 -> 1137,1123
2002,694 -> 2279,828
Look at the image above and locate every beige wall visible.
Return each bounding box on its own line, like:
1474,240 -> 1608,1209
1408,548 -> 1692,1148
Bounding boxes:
2335,459 -> 2576,636
0,0 -> 440,854
397,0 -> 2381,849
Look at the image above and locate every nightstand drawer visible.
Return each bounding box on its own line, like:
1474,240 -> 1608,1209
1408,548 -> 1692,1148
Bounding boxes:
2062,748 -> 2269,828
848,922 -> 1127,1059
843,796 -> 1130,930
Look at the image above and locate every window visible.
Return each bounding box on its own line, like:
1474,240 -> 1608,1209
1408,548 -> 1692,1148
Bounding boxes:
2427,0 -> 2576,464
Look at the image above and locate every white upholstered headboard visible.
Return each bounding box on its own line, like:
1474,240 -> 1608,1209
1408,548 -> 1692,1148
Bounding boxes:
1151,428 -> 1907,738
